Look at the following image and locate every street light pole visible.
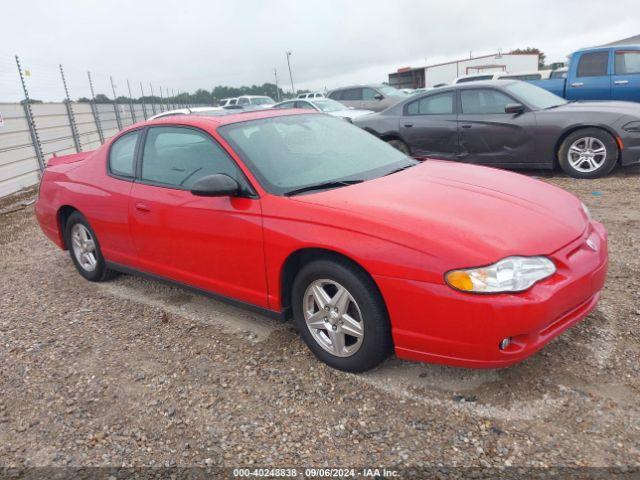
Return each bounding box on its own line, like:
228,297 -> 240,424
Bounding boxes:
285,51 -> 295,96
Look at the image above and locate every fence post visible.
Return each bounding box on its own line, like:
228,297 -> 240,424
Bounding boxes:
140,82 -> 148,120
59,64 -> 81,153
15,55 -> 45,172
110,76 -> 123,130
88,71 -> 105,144
150,83 -> 157,115
126,79 -> 136,123
159,86 -> 165,112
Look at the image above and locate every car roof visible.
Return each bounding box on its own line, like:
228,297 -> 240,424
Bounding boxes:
328,84 -> 385,91
142,108 -> 317,129
441,79 -> 518,90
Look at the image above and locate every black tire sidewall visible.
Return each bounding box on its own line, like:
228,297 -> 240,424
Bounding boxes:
65,212 -> 109,282
388,139 -> 410,155
558,128 -> 618,179
291,258 -> 392,372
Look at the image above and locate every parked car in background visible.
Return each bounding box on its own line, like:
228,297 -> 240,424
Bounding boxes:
272,98 -> 373,121
149,107 -> 229,120
236,95 -> 276,109
297,92 -> 325,99
454,69 -> 566,84
327,84 -> 407,112
529,45 -> 640,101
354,80 -> 640,178
35,109 -> 607,372
219,98 -> 238,107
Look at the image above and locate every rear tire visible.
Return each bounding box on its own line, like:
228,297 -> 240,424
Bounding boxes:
558,128 -> 618,179
291,257 -> 392,372
387,139 -> 411,155
65,211 -> 117,282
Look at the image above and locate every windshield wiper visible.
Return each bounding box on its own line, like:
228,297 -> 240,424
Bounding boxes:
284,179 -> 363,197
385,163 -> 417,176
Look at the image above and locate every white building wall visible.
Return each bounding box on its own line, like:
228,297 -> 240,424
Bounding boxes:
423,54 -> 539,87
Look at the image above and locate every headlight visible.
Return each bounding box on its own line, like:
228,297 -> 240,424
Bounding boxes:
445,256 -> 556,293
622,120 -> 640,132
581,202 -> 591,220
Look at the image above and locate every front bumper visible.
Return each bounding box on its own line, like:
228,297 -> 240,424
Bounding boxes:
375,220 -> 608,368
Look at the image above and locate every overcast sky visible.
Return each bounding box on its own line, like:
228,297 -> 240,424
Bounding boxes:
1,0 -> 639,100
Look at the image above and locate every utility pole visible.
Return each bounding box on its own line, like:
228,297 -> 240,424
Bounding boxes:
285,51 -> 295,96
274,68 -> 280,101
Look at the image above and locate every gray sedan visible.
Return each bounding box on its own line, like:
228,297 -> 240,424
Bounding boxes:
272,98 -> 373,122
354,80 -> 640,178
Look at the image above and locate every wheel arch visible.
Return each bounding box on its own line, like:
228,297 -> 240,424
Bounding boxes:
57,205 -> 80,249
279,247 -> 385,320
554,125 -> 621,168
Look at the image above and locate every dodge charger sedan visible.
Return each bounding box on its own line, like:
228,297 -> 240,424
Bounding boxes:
354,80 -> 640,178
35,110 -> 608,372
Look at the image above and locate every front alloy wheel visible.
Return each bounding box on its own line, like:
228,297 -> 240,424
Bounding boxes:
558,128 -> 617,179
303,279 -> 364,357
291,258 -> 392,372
567,137 -> 607,174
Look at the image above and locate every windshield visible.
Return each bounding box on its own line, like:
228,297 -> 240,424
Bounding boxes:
311,99 -> 347,112
503,81 -> 567,110
376,85 -> 407,97
219,114 -> 417,195
252,97 -> 275,105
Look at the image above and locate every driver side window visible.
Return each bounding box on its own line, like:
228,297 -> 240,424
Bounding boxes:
141,126 -> 242,189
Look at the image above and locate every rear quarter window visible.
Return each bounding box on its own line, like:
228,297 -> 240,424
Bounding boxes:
109,130 -> 140,178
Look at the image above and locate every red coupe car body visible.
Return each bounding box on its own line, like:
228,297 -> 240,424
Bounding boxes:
35,110 -> 608,368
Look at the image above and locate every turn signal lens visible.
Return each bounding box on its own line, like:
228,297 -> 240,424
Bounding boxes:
445,271 -> 474,291
445,256 -> 556,294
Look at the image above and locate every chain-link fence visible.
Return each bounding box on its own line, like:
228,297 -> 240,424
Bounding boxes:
0,53 -> 208,198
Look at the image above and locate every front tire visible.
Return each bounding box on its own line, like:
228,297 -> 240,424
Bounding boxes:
387,139 -> 411,155
291,258 -> 392,372
558,128 -> 618,179
65,211 -> 117,282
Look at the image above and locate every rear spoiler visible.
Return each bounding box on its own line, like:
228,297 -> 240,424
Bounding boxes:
47,150 -> 95,167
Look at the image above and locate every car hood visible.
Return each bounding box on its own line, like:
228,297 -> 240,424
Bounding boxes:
291,161 -> 587,266
548,100 -> 640,116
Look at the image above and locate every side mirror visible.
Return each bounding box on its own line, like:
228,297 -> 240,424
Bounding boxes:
190,174 -> 239,197
374,94 -> 384,101
505,103 -> 525,114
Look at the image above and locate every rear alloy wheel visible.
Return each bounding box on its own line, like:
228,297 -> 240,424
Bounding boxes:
65,211 -> 117,282
292,258 -> 392,372
387,139 -> 410,155
558,128 -> 617,179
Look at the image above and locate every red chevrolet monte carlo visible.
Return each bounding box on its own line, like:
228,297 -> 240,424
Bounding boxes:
35,109 -> 608,372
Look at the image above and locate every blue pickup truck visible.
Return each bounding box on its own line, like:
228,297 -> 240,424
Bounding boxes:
529,45 -> 640,102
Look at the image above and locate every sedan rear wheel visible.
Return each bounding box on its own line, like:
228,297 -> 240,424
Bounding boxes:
558,128 -> 617,179
65,211 -> 117,282
292,257 -> 392,372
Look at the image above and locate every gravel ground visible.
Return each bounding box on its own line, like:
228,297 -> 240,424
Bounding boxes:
0,168 -> 639,475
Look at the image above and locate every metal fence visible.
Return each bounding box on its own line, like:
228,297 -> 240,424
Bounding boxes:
0,54 -> 206,198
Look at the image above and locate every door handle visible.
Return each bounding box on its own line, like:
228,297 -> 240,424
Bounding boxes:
403,123 -> 413,128
461,124 -> 472,129
135,203 -> 151,213
614,80 -> 629,85
570,82 -> 584,87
